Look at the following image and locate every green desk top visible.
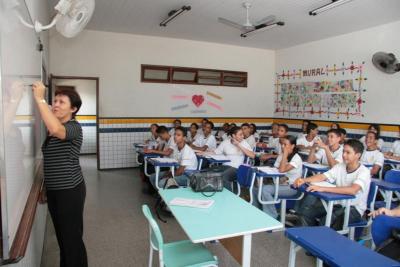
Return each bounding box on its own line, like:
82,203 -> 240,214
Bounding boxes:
159,188 -> 283,243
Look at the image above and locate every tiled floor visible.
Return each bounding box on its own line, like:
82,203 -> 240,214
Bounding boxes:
41,155 -> 314,267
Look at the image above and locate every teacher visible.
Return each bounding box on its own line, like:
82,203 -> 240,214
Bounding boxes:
32,81 -> 88,267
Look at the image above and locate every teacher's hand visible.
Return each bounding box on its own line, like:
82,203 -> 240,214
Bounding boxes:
32,81 -> 46,101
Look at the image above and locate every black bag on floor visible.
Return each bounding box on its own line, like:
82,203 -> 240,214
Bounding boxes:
375,229 -> 400,261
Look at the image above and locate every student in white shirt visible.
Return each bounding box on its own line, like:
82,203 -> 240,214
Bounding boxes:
307,129 -> 343,168
144,126 -> 177,158
338,128 -> 347,145
241,123 -> 256,149
150,127 -> 198,188
196,118 -> 208,136
298,120 -> 311,138
145,123 -> 159,144
249,123 -> 260,142
359,124 -> 384,150
361,131 -> 384,177
168,119 -> 182,136
384,126 -> 400,161
190,121 -> 217,152
296,122 -> 319,151
216,123 -> 230,142
253,135 -> 303,219
211,126 -> 255,191
257,123 -> 279,150
186,123 -> 200,144
260,124 -> 289,162
330,122 -> 340,130
293,139 -> 371,230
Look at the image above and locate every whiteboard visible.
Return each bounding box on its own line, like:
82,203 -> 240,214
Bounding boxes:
0,0 -> 46,258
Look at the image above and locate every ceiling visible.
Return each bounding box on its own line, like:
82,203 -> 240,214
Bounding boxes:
49,0 -> 400,49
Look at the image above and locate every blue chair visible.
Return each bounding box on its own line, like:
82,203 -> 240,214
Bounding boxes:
375,169 -> 400,209
142,205 -> 218,267
235,164 -> 256,202
348,182 -> 378,242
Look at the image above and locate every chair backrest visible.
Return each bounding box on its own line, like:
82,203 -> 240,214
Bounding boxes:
237,164 -> 255,188
384,169 -> 400,184
367,181 -> 378,211
142,205 -> 164,251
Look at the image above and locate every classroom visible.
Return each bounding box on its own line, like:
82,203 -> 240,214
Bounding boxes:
1,0 -> 400,266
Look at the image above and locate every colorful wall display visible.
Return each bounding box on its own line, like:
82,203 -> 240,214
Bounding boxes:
170,90 -> 223,114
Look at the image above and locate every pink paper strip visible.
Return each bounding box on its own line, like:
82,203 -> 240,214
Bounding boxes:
171,95 -> 189,100
207,101 -> 223,111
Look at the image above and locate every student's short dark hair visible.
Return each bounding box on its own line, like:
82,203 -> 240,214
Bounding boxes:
338,128 -> 347,136
327,128 -> 341,137
222,122 -> 230,127
241,123 -> 250,128
156,126 -> 168,134
229,126 -> 241,136
366,131 -> 378,140
368,124 -> 381,137
205,121 -> 214,129
202,118 -> 208,122
271,122 -> 279,127
344,139 -> 364,155
190,123 -> 199,130
306,122 -> 318,134
303,120 -> 311,125
174,119 -> 182,124
230,123 -> 237,127
55,87 -> 82,118
150,123 -> 159,128
278,124 -> 289,132
250,123 -> 257,132
174,126 -> 187,137
331,122 -> 340,129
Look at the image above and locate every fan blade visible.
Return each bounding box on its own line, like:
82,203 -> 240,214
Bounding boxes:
255,15 -> 276,26
218,17 -> 246,30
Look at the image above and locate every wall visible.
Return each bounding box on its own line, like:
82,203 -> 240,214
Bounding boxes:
53,79 -> 97,154
49,29 -> 276,118
276,20 -> 400,124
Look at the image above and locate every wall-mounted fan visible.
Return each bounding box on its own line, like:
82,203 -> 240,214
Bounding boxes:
17,0 -> 95,38
218,2 -> 284,37
372,52 -> 400,74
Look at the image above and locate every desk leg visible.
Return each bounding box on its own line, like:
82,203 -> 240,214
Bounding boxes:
242,234 -> 252,267
144,158 -> 150,177
288,241 -> 296,267
343,200 -> 351,231
198,158 -> 203,170
155,166 -> 160,190
385,190 -> 393,209
316,259 -> 323,267
303,168 -> 308,178
170,166 -> 175,178
324,201 -> 334,227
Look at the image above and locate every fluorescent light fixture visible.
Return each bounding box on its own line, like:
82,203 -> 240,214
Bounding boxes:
240,21 -> 284,38
160,5 -> 191,27
309,0 -> 354,16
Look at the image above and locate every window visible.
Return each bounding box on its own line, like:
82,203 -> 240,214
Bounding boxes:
141,65 -> 247,87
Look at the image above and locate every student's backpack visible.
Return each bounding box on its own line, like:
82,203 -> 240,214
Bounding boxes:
154,177 -> 179,223
375,229 -> 400,261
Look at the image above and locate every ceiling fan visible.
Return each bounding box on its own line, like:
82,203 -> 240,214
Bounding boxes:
218,2 -> 284,38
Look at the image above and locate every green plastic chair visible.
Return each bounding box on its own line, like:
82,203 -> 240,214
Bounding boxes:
142,205 -> 218,267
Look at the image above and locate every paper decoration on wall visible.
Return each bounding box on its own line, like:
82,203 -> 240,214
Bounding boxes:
170,91 -> 223,113
275,62 -> 366,119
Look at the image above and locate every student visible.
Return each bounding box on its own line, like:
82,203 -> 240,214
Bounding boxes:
361,131 -> 384,177
258,123 -> 279,149
241,123 -> 256,149
369,207 -> 400,248
216,122 -> 230,141
144,126 -> 176,158
360,124 -> 384,150
145,123 -> 159,143
298,120 -> 311,138
307,129 -> 343,168
253,135 -> 303,219
190,121 -> 217,152
260,124 -> 289,162
384,126 -> 400,161
249,123 -> 260,142
330,122 -> 340,130
296,122 -> 319,151
293,139 -> 371,230
197,118 -> 208,136
149,127 -> 198,188
338,128 -> 347,144
168,119 -> 181,136
186,123 -> 200,144
211,126 -> 255,191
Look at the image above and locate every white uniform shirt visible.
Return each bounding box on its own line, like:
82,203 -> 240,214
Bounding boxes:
297,135 -> 318,148
245,135 -> 256,149
323,163 -> 371,215
361,149 -> 384,167
268,136 -> 281,154
359,136 -> 384,150
165,136 -> 178,158
175,144 -> 198,171
274,153 -> 303,184
214,139 -> 252,168
390,140 -> 400,156
186,132 -> 201,144
193,134 -> 217,151
315,145 -> 343,166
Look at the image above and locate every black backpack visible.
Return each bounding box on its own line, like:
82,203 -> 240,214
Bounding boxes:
375,229 -> 400,261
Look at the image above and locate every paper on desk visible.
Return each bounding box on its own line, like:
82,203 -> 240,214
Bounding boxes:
207,154 -> 230,161
169,197 -> 214,209
310,181 -> 336,187
152,158 -> 178,163
257,167 -> 283,175
303,163 -> 328,169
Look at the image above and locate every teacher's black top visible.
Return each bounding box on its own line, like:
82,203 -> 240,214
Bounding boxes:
42,119 -> 84,191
